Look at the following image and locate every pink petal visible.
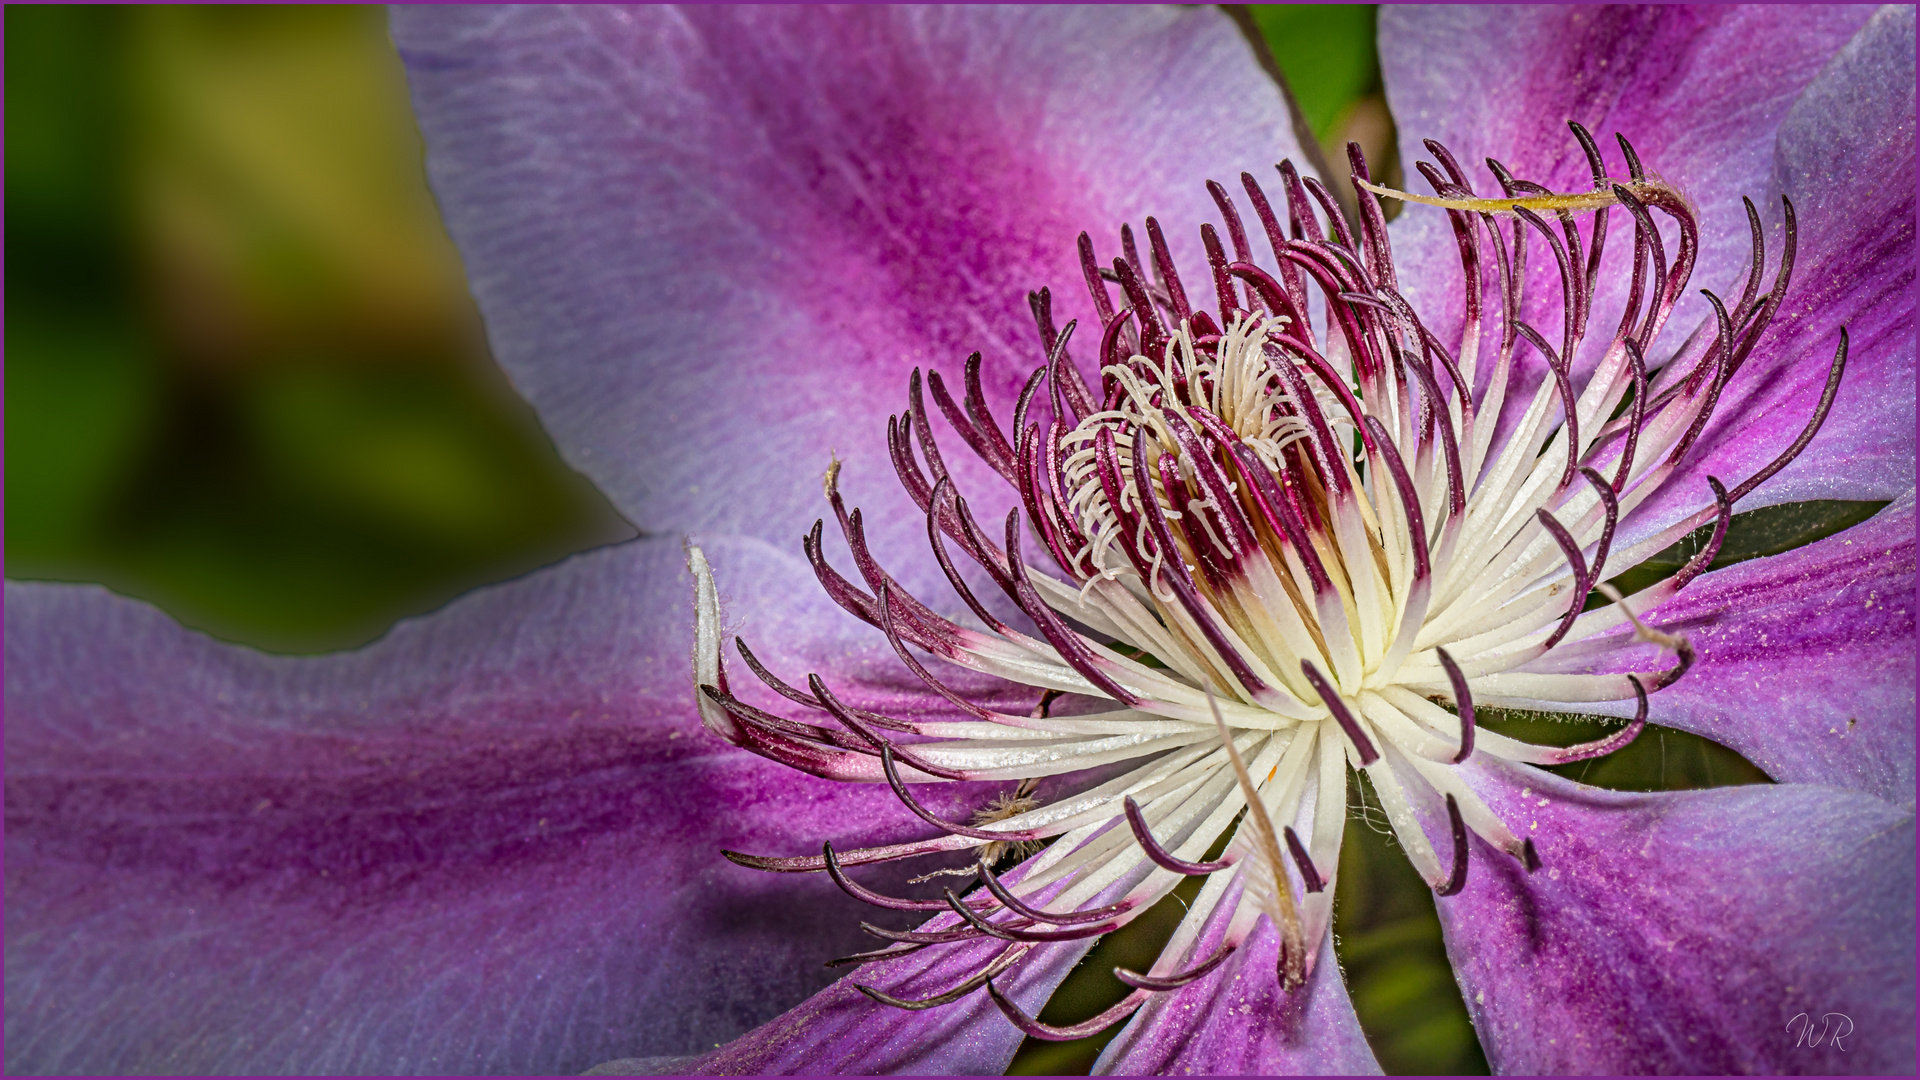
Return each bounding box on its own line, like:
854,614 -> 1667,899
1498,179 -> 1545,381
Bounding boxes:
1431,757 -> 1914,1075
1628,4 -> 1915,536
392,5 -> 1308,596
4,536 -> 1021,1074
678,917 -> 1094,1075
1379,5 -> 1909,544
1094,932 -> 1380,1075
1534,493 -> 1915,806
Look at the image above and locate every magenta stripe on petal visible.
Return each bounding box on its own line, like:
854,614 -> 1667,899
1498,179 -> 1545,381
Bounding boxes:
4,536 -> 1031,1074
1430,758 -> 1914,1076
391,5 -> 1308,601
1095,930 -> 1380,1076
1626,5 -> 1915,539
1529,493 -> 1915,807
1380,4 -> 1898,517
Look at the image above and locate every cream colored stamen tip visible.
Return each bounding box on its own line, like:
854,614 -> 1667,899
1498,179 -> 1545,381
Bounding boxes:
823,453 -> 842,498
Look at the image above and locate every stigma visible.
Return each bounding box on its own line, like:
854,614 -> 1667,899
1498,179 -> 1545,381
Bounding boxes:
690,125 -> 1846,1037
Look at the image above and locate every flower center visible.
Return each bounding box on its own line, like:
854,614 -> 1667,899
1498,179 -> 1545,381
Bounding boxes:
691,124 -> 1845,1037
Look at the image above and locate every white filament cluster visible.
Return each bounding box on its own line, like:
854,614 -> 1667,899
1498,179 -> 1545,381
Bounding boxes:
688,158 -> 1776,1008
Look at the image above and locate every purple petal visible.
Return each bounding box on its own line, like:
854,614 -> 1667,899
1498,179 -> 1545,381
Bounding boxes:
392,5 -> 1307,595
1381,2 -> 1874,367
1628,4 -> 1915,534
677,920 -> 1092,1075
4,536 -> 1017,1074
1433,758 -> 1914,1075
1380,5 -> 1910,534
1382,5 -> 1876,233
1530,493 -> 1915,806
1094,931 -> 1380,1075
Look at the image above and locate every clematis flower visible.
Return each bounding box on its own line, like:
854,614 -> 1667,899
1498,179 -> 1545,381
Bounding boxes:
4,5 -> 1912,1077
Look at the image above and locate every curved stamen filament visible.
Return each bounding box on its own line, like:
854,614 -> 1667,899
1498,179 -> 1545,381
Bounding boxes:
691,123 -> 1836,1031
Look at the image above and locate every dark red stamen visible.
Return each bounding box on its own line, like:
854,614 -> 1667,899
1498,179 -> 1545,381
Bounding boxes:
823,942 -> 928,968
1435,794 -> 1470,897
1436,646 -> 1475,764
974,860 -> 1133,926
1347,140 -> 1398,292
1667,290 -> 1738,465
1549,675 -> 1649,763
1301,660 -> 1379,765
1609,184 -> 1669,347
1575,466 -> 1620,588
1282,825 -> 1325,893
823,841 -> 989,913
1568,122 -> 1611,304
1202,223 -> 1242,323
1000,511 -> 1146,706
986,978 -> 1145,1040
1145,216 -> 1193,326
924,479 -> 1016,636
1122,795 -> 1233,875
876,742 -> 1044,840
1363,415 -> 1430,582
872,581 -> 1000,722
859,920 -> 998,946
1608,339 -> 1649,492
1302,173 -> 1357,253
1227,441 -> 1335,598
1115,941 -> 1237,990
1129,444 -> 1276,700
700,683 -> 879,757
1078,231 -> 1116,326
1513,205 -> 1579,363
1513,321 -> 1580,489
815,677 -> 970,780
1726,328 -> 1846,505
804,519 -> 883,627
721,831 -> 978,873
945,889 -> 1121,943
1670,476 -> 1732,590
854,944 -> 1026,1010
1112,254 -> 1170,359
1535,508 -> 1589,650
888,412 -> 934,511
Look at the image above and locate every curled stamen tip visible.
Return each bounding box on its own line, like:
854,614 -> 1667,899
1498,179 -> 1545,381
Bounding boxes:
1282,826 -> 1325,893
853,980 -> 982,1012
1521,838 -> 1543,874
985,976 -> 1146,1041
1435,794 -> 1471,897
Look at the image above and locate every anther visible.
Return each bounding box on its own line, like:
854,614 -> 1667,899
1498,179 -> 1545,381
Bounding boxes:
1301,660 -> 1380,765
985,978 -> 1146,1041
1123,795 -> 1233,875
1550,674 -> 1650,763
1435,794 -> 1470,897
855,945 -> 1027,1011
973,859 -> 1131,926
944,889 -> 1121,943
1435,646 -> 1475,764
1282,825 -> 1325,892
1114,941 -> 1238,991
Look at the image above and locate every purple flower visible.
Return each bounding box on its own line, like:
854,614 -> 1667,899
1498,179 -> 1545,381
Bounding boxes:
5,5 -> 1912,1076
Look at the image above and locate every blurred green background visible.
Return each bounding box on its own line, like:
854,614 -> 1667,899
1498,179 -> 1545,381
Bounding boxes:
3,5 -> 1878,1076
6,5 -> 633,654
